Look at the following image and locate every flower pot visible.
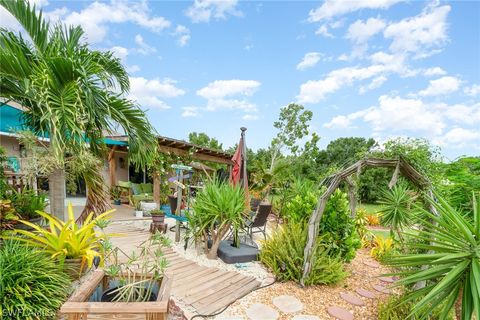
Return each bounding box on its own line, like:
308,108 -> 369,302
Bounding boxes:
151,214 -> 165,223
63,258 -> 86,279
101,286 -> 157,302
135,210 -> 143,218
16,216 -> 43,231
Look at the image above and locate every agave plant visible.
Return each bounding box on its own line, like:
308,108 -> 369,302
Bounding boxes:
386,193 -> 480,320
7,204 -> 114,269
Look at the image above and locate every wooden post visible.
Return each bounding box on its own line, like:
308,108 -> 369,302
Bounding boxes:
346,177 -> 356,217
108,146 -> 117,188
175,170 -> 183,243
153,170 -> 160,209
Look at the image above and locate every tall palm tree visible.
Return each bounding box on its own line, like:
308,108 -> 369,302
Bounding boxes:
0,0 -> 156,220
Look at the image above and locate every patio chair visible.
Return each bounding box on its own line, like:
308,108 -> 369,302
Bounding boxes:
244,203 -> 272,241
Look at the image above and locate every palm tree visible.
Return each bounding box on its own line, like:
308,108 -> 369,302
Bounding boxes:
0,0 -> 156,220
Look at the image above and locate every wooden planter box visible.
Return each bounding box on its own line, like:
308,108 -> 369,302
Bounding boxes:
61,269 -> 172,320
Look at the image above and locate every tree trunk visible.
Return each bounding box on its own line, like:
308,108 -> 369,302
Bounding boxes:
455,288 -> 463,320
49,168 -> 66,221
153,170 -> 160,209
207,240 -> 220,260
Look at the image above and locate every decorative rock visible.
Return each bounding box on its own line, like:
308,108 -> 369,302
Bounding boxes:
340,293 -> 365,306
356,288 -> 377,299
373,284 -> 391,294
379,276 -> 396,283
363,260 -> 380,268
272,295 -> 304,313
246,303 -> 279,320
327,306 -> 354,320
292,316 -> 321,320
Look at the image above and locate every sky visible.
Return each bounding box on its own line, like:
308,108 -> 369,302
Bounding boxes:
1,0 -> 479,160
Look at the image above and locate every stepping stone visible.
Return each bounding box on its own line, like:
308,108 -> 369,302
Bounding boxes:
363,260 -> 380,268
373,284 -> 391,294
340,293 -> 365,306
246,303 -> 279,320
272,295 -> 304,313
379,276 -> 396,283
356,288 -> 377,299
292,316 -> 320,320
327,306 -> 354,320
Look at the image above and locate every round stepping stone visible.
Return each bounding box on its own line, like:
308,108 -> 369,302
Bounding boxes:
246,303 -> 279,320
363,260 -> 380,268
379,276 -> 396,283
292,316 -> 320,320
356,288 -> 377,299
272,295 -> 304,313
340,292 -> 365,306
327,306 -> 354,320
373,284 -> 391,294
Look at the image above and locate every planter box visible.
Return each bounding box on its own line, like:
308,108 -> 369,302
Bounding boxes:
61,269 -> 172,320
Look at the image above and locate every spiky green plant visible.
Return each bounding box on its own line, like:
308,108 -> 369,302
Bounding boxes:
0,240 -> 71,320
387,193 -> 480,320
260,222 -> 346,286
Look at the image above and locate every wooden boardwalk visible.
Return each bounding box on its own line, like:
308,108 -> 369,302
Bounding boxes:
106,223 -> 261,316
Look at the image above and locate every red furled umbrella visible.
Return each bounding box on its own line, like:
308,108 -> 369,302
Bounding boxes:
230,127 -> 249,201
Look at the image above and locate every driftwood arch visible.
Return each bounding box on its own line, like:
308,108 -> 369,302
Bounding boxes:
301,157 -> 431,286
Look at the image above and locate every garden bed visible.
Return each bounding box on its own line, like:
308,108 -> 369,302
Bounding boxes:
60,269 -> 172,320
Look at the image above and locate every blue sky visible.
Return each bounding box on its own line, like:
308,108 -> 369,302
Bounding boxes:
1,0 -> 479,160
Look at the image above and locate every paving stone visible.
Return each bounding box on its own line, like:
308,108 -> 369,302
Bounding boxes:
355,288 -> 377,299
363,260 -> 380,268
340,293 -> 365,306
379,276 -> 396,283
373,284 -> 391,294
246,303 -> 279,320
272,295 -> 304,313
327,306 -> 354,320
292,315 -> 321,320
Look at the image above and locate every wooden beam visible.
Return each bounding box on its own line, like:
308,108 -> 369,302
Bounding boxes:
157,145 -> 233,165
108,146 -> 118,187
61,301 -> 168,313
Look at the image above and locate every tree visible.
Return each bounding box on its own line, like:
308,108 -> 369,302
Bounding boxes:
188,132 -> 223,151
0,0 -> 156,220
270,103 -> 313,172
317,137 -> 376,170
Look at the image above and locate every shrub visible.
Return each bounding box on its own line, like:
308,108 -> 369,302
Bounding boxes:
366,214 -> 380,226
0,240 -> 71,320
284,190 -> 318,223
378,294 -> 455,320
8,187 -> 47,219
319,190 -> 361,262
370,235 -> 394,262
260,222 -> 346,286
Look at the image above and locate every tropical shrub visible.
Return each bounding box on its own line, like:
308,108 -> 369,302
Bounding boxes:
370,235 -> 394,262
378,294 -> 455,320
189,181 -> 247,259
7,204 -> 114,270
386,193 -> 480,320
366,214 -> 380,226
0,200 -> 18,237
378,184 -> 418,240
319,190 -> 361,262
354,208 -> 369,238
8,187 -> 47,219
260,222 -> 346,286
284,190 -> 318,223
0,240 -> 71,320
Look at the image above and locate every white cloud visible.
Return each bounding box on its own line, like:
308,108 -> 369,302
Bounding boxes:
205,98 -> 257,112
129,77 -> 185,109
49,0 -> 171,44
110,46 -> 129,62
297,52 -> 323,70
315,24 -> 334,38
419,76 -> 460,96
438,103 -> 480,125
359,75 -> 387,94
384,4 -> 450,57
242,114 -> 258,121
197,80 -> 260,100
423,67 -> 446,76
435,128 -> 480,148
181,107 -> 199,118
173,25 -> 191,47
186,0 -> 241,23
126,65 -> 140,73
346,18 -> 386,43
134,34 -> 157,55
464,84 -> 480,97
308,0 -> 401,22
324,115 -> 353,129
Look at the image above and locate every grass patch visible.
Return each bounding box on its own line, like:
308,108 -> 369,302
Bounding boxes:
358,203 -> 384,215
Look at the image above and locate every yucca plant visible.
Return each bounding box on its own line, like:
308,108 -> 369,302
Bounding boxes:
0,240 -> 71,320
7,204 -> 114,271
379,184 -> 418,240
189,181 -> 247,259
386,193 -> 480,320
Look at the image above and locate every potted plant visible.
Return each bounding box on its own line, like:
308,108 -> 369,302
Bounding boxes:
8,187 -> 47,228
133,198 -> 143,218
7,204 -> 114,278
150,209 -> 165,223
110,186 -> 122,205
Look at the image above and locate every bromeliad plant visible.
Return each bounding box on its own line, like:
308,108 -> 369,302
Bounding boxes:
8,204 -> 114,271
386,193 -> 480,320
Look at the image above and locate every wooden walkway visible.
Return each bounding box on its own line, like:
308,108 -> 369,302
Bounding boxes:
106,223 -> 261,316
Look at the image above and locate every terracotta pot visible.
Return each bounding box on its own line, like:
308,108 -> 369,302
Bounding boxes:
151,214 -> 165,223
63,258 -> 86,279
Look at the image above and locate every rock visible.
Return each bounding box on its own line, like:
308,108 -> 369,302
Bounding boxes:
373,284 -> 391,294
363,260 -> 380,268
379,276 -> 396,283
272,295 -> 304,313
246,303 -> 279,320
327,306 -> 354,320
355,288 -> 377,299
292,315 -> 321,320
340,293 -> 365,306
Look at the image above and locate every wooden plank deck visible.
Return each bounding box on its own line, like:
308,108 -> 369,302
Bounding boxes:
105,223 -> 261,316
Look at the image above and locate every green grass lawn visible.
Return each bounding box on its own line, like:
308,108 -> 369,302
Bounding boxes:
358,203 -> 384,215
370,229 -> 391,239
